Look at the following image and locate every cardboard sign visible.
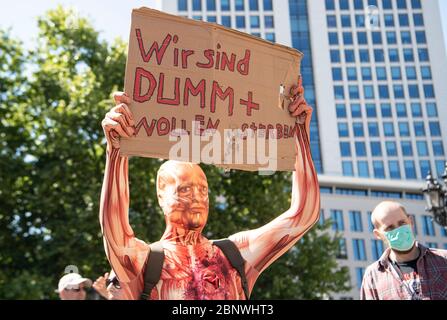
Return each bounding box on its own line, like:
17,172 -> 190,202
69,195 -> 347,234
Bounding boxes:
121,8 -> 303,171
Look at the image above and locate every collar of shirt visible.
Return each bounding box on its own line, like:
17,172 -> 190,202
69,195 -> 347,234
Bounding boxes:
377,242 -> 429,271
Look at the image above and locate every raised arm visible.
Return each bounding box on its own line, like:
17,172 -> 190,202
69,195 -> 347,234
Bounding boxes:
99,92 -> 148,283
229,77 -> 320,290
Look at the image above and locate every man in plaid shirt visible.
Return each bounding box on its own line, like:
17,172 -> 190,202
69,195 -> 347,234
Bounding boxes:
361,201 -> 447,300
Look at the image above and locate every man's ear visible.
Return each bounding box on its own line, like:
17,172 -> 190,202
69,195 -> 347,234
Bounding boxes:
373,228 -> 383,240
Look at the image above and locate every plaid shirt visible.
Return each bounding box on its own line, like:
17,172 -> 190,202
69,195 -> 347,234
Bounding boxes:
360,242 -> 447,300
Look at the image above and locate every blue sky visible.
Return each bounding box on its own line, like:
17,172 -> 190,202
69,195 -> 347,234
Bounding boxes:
1,0 -> 447,53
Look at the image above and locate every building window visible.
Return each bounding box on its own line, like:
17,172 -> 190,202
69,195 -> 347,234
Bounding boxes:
396,103 -> 407,117
412,103 -> 423,117
379,85 -> 390,99
377,67 -> 387,80
413,13 -> 424,26
334,86 -> 345,100
383,123 -> 395,137
355,142 -> 367,157
397,0 -> 407,9
343,161 -> 354,176
356,267 -> 365,289
207,16 -> 217,22
409,214 -> 418,235
427,242 -> 439,249
355,14 -> 365,27
384,14 -> 394,27
340,142 -> 351,157
387,31 -> 397,44
422,215 -> 436,237
329,32 -> 338,45
414,122 -> 425,137
421,67 -> 432,80
250,16 -> 260,28
373,161 -> 386,178
207,0 -> 217,10
391,67 -> 401,80
416,31 -> 426,44
350,211 -> 364,232
426,103 -> 438,117
336,104 -> 347,118
347,67 -> 358,81
353,123 -> 365,137
178,0 -> 188,11
354,0 -> 364,9
372,32 -> 382,44
249,0 -> 259,11
433,141 -> 445,156
264,16 -> 274,28
404,161 -> 417,179
331,210 -> 345,232
424,85 -> 435,98
418,49 -> 429,62
367,212 -> 374,232
362,67 -> 372,81
341,15 -> 351,27
331,50 -> 341,63
393,85 -> 405,99
345,49 -> 355,62
420,160 -> 431,178
344,32 -> 354,45
374,49 -> 385,62
192,0 -> 202,11
221,0 -> 230,11
364,86 -> 374,99
371,190 -> 402,199
339,0 -> 350,10
349,86 -> 360,99
410,137 -> 423,155
369,123 -> 380,137
221,16 -> 231,27
236,16 -> 245,28
235,0 -> 244,11
399,123 -> 410,137
371,240 -> 384,260
366,104 -> 377,117
326,0 -> 335,11
319,209 -> 325,226
389,161 -> 401,179
386,142 -> 397,157
436,161 -> 446,176
338,123 -> 349,137
358,161 -> 369,177
371,141 -> 382,156
265,33 -> 275,43
263,0 -> 273,10
332,68 -> 343,81
389,49 -> 399,62
404,49 -> 414,62
429,122 -> 442,137
338,238 -> 348,259
358,32 -> 368,45
353,239 -> 367,261
401,141 -> 413,156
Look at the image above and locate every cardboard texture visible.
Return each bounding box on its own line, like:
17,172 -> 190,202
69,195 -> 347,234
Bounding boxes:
121,7 -> 303,171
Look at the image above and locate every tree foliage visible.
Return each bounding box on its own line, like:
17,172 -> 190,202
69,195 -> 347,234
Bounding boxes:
0,7 -> 350,299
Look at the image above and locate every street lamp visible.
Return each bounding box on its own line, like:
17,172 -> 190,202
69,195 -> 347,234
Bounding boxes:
422,162 -> 447,228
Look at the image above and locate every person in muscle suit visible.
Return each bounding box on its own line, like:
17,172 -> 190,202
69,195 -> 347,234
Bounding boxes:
99,76 -> 320,300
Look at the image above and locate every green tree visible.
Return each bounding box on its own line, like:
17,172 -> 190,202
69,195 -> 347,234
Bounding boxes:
0,7 -> 350,299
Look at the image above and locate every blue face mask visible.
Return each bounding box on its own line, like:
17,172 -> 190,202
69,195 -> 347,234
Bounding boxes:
384,224 -> 416,252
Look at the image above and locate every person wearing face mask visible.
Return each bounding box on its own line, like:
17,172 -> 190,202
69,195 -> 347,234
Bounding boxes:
361,201 -> 447,300
99,77 -> 320,300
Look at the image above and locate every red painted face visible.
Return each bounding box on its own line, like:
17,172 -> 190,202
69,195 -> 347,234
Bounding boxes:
157,162 -> 209,232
